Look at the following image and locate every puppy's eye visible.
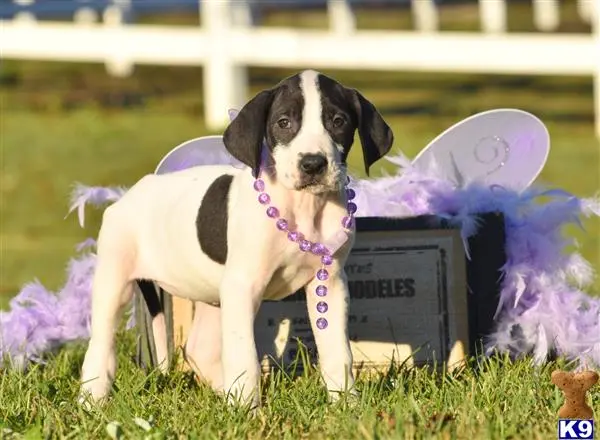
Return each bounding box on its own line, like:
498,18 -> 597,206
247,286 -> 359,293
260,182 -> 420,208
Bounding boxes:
332,115 -> 345,128
277,118 -> 291,129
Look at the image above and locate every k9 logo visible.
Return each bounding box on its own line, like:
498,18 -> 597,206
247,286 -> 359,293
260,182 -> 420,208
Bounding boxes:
558,420 -> 594,440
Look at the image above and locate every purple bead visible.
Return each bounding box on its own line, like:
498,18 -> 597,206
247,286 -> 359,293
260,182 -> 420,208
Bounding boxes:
311,242 -> 326,255
253,179 -> 265,192
316,285 -> 328,297
258,193 -> 270,204
276,219 -> 288,231
316,301 -> 328,313
266,206 -> 279,218
347,202 -> 357,214
341,215 -> 354,229
346,188 -> 356,200
287,231 -> 301,242
316,269 -> 329,281
299,239 -> 312,252
316,318 -> 328,330
321,255 -> 333,266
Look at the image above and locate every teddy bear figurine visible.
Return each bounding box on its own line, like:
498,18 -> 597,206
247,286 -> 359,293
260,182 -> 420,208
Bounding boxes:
551,369 -> 599,419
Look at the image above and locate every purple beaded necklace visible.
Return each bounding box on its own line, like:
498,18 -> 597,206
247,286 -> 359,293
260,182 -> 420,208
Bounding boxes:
252,175 -> 357,330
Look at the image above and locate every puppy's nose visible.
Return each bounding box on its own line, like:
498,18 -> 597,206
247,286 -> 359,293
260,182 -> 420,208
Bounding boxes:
299,154 -> 328,176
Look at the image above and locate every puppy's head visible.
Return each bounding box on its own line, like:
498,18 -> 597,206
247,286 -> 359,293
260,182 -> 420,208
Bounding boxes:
223,70 -> 394,194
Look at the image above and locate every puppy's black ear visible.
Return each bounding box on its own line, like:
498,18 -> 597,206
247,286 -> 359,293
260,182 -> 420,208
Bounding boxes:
223,90 -> 274,176
348,89 -> 394,176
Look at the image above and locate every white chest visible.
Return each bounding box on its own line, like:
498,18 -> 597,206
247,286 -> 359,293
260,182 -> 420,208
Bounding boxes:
264,242 -> 325,300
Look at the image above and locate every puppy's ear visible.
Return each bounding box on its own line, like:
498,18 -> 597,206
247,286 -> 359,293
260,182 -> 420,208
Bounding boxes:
348,89 -> 394,176
223,90 -> 274,176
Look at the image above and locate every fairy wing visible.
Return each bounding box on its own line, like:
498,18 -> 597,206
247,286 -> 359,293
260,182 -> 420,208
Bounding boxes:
411,109 -> 550,192
155,109 -> 244,175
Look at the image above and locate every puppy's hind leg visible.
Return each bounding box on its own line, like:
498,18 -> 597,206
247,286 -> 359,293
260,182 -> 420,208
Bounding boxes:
184,301 -> 223,392
79,210 -> 136,406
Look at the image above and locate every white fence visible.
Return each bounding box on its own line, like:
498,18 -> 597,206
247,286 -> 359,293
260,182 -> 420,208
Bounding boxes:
1,0 -> 599,137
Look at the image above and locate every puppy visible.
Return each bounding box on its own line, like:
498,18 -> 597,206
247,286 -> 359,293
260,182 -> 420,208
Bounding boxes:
79,69 -> 393,408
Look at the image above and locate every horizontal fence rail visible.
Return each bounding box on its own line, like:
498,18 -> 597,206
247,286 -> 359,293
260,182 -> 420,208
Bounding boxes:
1,0 -> 599,137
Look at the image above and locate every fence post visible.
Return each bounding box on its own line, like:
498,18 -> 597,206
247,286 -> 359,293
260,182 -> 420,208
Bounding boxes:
103,0 -> 133,77
532,0 -> 560,32
13,0 -> 36,23
479,0 -> 506,34
74,6 -> 98,25
202,0 -> 249,131
327,0 -> 355,34
411,0 -> 439,33
578,0 -> 593,23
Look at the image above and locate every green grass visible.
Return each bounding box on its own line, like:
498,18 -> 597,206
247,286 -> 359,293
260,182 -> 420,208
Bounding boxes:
1,3 -> 599,438
1,332 -> 597,440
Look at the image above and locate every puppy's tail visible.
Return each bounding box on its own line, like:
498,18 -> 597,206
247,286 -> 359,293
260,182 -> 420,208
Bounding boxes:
65,183 -> 129,228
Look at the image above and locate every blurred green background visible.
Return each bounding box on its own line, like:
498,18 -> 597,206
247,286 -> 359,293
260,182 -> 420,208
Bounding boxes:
1,1 -> 598,309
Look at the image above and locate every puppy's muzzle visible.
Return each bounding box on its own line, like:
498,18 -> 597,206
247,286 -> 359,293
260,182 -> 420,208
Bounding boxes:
299,153 -> 328,177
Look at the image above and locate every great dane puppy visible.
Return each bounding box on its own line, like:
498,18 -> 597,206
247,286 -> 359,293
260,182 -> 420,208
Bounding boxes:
79,70 -> 393,408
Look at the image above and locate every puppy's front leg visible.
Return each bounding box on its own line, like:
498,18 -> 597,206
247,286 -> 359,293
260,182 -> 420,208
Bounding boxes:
220,273 -> 264,409
305,262 -> 355,401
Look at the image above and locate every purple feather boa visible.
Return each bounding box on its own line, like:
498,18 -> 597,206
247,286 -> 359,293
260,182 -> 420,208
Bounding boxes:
0,240 -> 96,370
1,154 -> 599,371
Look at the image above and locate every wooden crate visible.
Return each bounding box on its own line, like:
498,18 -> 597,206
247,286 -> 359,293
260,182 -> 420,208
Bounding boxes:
134,214 -> 506,375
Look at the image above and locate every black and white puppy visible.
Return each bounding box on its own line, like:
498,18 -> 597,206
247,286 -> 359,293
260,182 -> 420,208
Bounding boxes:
79,70 -> 394,408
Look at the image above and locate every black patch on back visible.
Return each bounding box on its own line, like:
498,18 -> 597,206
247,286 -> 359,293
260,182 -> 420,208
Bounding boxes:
265,74 -> 304,148
317,74 -> 359,162
196,174 -> 234,265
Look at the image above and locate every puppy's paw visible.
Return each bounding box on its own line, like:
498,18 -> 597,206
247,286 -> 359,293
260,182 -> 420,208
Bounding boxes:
224,381 -> 260,414
78,374 -> 112,409
77,388 -> 108,411
226,388 -> 260,410
329,387 -> 360,407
